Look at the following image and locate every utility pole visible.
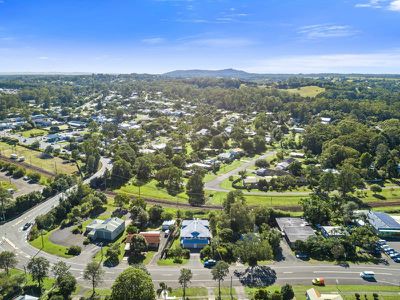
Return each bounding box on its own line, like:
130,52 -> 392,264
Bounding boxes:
230,276 -> 233,300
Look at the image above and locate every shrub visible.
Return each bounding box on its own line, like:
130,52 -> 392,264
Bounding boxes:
229,175 -> 234,181
173,257 -> 183,264
255,159 -> 270,168
83,238 -> 90,245
67,245 -> 82,256
71,227 -> 81,234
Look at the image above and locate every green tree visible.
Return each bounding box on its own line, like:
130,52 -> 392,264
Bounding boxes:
336,164 -> 362,196
111,267 -> 155,300
186,171 -> 205,206
114,193 -> 130,209
300,195 -> 331,226
178,268 -> 193,300
319,172 -> 336,193
234,234 -> 273,279
211,261 -> 230,300
130,234 -> 148,257
83,260 -> 104,297
0,251 -> 17,275
281,284 -> 294,300
370,184 -> 382,195
27,257 -> 50,292
57,273 -> 77,299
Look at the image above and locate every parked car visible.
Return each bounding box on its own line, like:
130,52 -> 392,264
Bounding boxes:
295,252 -> 310,260
204,259 -> 217,268
377,239 -> 387,245
393,257 -> 400,263
312,278 -> 325,286
22,222 -> 32,231
389,252 -> 400,259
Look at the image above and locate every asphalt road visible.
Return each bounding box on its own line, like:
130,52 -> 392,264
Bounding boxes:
1,155 -> 400,291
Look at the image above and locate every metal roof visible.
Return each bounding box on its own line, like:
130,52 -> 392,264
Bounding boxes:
368,212 -> 400,230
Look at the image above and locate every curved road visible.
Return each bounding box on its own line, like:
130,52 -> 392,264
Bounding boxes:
1,156 -> 400,293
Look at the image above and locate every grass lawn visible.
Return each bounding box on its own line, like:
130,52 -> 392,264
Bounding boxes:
19,128 -> 48,138
246,285 -> 400,300
214,287 -> 237,299
0,180 -> 16,190
207,191 -> 303,207
116,179 -> 189,203
29,229 -> 73,258
170,287 -> 208,298
157,258 -> 188,266
10,268 -> 56,290
143,251 -> 156,265
0,142 -> 78,175
357,187 -> 400,203
83,288 -> 111,298
281,86 -> 325,97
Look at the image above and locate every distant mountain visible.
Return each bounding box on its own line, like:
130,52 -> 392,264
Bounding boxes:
163,68 -> 258,79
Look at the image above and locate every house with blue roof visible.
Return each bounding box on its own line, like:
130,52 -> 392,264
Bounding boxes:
367,211 -> 400,239
180,219 -> 211,249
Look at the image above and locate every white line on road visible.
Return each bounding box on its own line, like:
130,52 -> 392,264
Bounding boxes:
314,271 -> 393,276
283,271 -> 293,274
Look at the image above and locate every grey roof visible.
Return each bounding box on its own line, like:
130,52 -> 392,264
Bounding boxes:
276,217 -> 315,244
87,217 -> 124,232
367,212 -> 400,230
181,219 -> 211,239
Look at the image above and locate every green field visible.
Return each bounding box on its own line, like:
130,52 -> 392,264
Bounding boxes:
246,285 -> 400,300
0,142 -> 78,175
157,258 -> 188,266
281,85 -> 325,97
116,179 -> 189,203
20,128 -> 48,138
29,229 -> 73,258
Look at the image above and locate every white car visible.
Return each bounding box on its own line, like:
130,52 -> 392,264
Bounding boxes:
360,271 -> 375,279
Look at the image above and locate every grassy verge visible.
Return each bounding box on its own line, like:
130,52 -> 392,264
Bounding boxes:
170,287 -> 208,298
157,258 -> 188,266
29,229 -> 73,258
214,287 -> 238,299
93,232 -> 126,263
246,285 -> 400,300
280,86 -> 325,97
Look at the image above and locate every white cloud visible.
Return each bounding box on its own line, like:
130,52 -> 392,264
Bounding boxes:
38,56 -> 49,60
389,0 -> 400,10
355,0 -> 400,11
141,37 -> 165,45
355,0 -> 384,8
245,51 -> 400,73
298,24 -> 359,39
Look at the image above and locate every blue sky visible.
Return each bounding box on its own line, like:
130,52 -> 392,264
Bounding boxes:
0,0 -> 399,73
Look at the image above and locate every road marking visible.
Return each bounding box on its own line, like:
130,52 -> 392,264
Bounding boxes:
283,271 -> 293,274
314,271 -> 393,276
4,237 -> 18,250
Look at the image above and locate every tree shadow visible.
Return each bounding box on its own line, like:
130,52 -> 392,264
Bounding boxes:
234,266 -> 277,287
372,194 -> 386,200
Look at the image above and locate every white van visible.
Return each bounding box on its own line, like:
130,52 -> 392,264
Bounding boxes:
360,271 -> 375,279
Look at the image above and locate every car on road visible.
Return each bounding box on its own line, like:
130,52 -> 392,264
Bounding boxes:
22,222 -> 32,231
204,259 -> 217,268
295,252 -> 310,260
312,278 -> 325,286
360,271 -> 375,279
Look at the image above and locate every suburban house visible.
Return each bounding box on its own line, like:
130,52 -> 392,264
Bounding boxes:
243,176 -> 258,188
306,288 -> 343,300
320,226 -> 347,238
139,231 -> 161,249
15,295 -> 39,300
162,220 -> 176,231
180,219 -> 211,249
276,217 -> 316,248
218,152 -> 235,163
86,217 -> 125,241
367,211 -> 400,238
275,158 -> 296,171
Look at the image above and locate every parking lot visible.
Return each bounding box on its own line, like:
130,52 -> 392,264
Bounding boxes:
0,171 -> 43,198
